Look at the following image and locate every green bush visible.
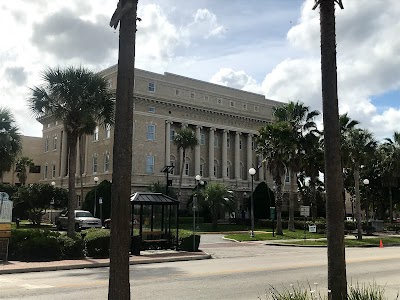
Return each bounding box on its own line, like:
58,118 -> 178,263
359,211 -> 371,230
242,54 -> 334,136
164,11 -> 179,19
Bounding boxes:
57,235 -> 84,259
84,228 -> 110,258
179,234 -> 200,251
179,217 -> 204,224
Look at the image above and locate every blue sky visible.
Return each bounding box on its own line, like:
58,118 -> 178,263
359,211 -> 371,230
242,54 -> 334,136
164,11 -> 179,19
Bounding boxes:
1,0 -> 400,141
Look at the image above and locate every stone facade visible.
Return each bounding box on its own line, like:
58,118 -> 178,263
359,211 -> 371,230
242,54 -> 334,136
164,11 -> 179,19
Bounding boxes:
35,65 -> 292,209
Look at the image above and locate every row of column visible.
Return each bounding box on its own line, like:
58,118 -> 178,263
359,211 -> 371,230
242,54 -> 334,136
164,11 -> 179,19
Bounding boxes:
165,121 -> 265,181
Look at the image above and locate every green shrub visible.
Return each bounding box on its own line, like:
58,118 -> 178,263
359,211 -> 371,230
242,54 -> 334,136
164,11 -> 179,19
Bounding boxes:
57,235 -> 84,259
179,217 -> 204,224
179,234 -> 200,251
84,228 -> 110,258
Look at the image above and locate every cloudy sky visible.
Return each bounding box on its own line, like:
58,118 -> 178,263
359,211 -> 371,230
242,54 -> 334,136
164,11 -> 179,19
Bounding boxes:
1,0 -> 400,141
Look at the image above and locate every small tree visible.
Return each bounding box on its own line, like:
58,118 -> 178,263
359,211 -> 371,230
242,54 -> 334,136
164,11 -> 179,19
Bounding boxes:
15,157 -> 34,186
83,180 -> 112,220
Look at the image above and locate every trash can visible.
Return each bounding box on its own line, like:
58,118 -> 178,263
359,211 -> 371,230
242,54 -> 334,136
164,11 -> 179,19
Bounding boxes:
131,235 -> 141,256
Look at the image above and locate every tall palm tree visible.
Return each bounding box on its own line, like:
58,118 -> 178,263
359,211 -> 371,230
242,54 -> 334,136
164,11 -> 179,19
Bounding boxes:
15,157 -> 34,185
274,101 -> 320,230
0,108 -> 22,183
256,121 -> 293,235
381,132 -> 400,223
108,1 -> 139,298
173,128 -> 199,202
314,0 -> 347,297
200,182 -> 235,230
28,67 -> 114,238
342,128 -> 376,240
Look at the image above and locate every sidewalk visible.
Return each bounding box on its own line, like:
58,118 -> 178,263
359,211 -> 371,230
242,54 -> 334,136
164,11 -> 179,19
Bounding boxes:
0,250 -> 211,275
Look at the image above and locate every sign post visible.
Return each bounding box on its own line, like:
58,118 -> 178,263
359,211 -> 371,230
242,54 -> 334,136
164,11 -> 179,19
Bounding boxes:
300,205 -> 310,241
0,192 -> 12,261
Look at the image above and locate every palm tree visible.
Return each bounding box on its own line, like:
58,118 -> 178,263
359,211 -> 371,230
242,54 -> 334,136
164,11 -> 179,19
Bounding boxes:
342,128 -> 376,240
15,157 -> 34,185
0,108 -> 22,183
28,67 -> 114,238
381,132 -> 400,223
274,101 -> 320,230
200,182 -> 235,229
173,128 -> 199,202
314,0 -> 347,297
256,121 -> 293,235
108,1 -> 139,298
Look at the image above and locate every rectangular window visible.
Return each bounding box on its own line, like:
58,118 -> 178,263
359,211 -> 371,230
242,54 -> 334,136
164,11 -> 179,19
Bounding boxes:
217,98 -> 222,105
213,165 -> 218,177
146,155 -> 154,174
227,137 -> 231,148
93,126 -> 99,141
204,95 -> 209,102
175,89 -> 179,96
77,195 -> 81,208
243,104 -> 247,110
45,137 -> 49,152
147,124 -> 155,141
148,106 -> 156,113
104,153 -> 110,172
200,164 -> 204,177
30,165 -> 41,173
185,162 -> 190,176
191,92 -> 195,99
105,123 -> 111,138
170,129 -> 176,141
285,172 -> 290,183
93,156 -> 98,173
44,165 -> 48,179
200,133 -> 205,145
214,136 -> 218,147
239,140 -> 242,150
148,82 -> 155,92
254,105 -> 259,112
230,101 -> 235,107
53,136 -> 57,150
169,161 -> 175,175
52,165 -> 56,178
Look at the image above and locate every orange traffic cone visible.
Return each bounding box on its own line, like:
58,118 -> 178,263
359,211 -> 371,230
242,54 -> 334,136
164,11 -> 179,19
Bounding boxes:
379,239 -> 384,248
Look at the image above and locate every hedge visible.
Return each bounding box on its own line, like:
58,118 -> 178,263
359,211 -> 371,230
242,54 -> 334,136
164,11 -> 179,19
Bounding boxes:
83,228 -> 110,258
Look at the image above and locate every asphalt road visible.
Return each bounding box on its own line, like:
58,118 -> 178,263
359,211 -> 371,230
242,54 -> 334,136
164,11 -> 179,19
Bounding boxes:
1,235 -> 399,299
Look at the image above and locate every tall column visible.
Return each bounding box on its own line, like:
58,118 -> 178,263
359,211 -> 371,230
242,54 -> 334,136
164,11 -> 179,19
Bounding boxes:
60,130 -> 68,177
179,123 -> 186,176
234,132 -> 241,179
246,133 -> 253,180
222,130 -> 228,179
208,128 -> 215,178
165,121 -> 171,166
195,126 -> 201,175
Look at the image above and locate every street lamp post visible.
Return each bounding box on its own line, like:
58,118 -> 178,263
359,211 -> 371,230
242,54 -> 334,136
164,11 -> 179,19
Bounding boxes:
94,177 -> 99,217
363,178 -> 370,220
248,168 -> 256,238
193,175 -> 202,251
51,181 -> 56,224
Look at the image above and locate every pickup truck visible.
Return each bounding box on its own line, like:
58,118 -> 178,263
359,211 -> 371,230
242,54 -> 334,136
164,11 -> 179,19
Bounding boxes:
56,210 -> 102,231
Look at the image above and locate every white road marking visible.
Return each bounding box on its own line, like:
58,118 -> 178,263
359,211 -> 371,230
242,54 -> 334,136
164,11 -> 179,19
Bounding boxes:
21,284 -> 54,289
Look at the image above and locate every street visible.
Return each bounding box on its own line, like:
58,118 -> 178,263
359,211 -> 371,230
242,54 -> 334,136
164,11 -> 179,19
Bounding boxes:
0,235 -> 399,299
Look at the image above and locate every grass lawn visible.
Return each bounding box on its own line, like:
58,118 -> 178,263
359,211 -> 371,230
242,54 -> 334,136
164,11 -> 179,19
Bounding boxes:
224,229 -> 326,241
277,237 -> 400,247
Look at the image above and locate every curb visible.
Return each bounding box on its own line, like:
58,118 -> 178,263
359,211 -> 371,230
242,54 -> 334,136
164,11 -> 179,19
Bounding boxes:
0,253 -> 211,275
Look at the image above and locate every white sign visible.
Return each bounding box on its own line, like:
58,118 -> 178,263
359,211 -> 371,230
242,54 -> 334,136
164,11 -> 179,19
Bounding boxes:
300,205 -> 310,217
309,225 -> 317,233
0,192 -> 12,223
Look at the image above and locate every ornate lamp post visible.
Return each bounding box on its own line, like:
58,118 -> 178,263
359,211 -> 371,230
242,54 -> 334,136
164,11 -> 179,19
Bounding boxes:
248,167 -> 256,238
94,176 -> 99,217
50,181 -> 56,224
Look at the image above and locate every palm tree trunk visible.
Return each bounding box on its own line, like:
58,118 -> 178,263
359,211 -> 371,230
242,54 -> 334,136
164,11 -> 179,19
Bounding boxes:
288,171 -> 296,231
354,165 -> 363,240
79,136 -> 84,208
389,187 -> 393,223
319,0 -> 347,298
274,174 -> 283,235
177,148 -> 185,202
108,1 -> 137,299
67,132 -> 78,238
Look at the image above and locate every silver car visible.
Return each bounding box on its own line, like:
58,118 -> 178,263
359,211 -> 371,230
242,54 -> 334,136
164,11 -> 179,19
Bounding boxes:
56,210 -> 102,231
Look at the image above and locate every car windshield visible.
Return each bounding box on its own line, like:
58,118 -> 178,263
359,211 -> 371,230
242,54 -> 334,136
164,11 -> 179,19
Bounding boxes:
76,211 -> 93,218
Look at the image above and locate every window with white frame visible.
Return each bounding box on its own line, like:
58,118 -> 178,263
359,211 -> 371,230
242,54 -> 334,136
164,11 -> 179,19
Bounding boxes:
226,161 -> 232,178
53,135 -> 57,150
170,129 -> 175,141
93,126 -> 99,141
147,124 -> 155,141
92,155 -> 98,173
214,135 -> 218,147
45,136 -> 49,152
227,137 -> 231,148
239,139 -> 242,150
105,123 -> 111,138
146,155 -> 154,174
148,82 -> 155,92
148,106 -> 155,113
213,160 -> 219,177
44,165 -> 48,179
285,171 -> 290,183
52,164 -> 56,178
104,152 -> 110,172
184,158 -> 190,176
200,133 -> 205,145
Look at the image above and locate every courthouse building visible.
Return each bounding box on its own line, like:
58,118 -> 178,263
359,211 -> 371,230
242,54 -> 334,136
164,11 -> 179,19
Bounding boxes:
35,65 -> 287,209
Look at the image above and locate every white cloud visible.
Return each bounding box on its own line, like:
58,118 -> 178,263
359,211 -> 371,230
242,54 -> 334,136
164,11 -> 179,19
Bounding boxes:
210,68 -> 262,94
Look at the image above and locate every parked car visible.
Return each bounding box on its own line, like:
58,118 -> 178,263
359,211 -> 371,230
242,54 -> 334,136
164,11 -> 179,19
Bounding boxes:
56,210 -> 102,231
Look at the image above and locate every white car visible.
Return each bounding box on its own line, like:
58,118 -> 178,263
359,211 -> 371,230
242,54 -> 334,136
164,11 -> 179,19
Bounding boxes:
56,210 -> 102,231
